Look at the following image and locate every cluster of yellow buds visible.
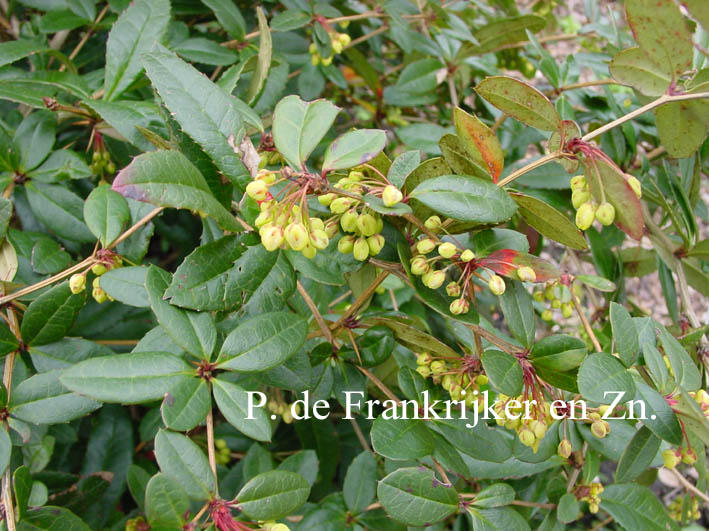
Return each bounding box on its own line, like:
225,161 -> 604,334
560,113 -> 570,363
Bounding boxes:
309,31 -> 351,66
570,175 -> 615,230
662,446 -> 698,469
267,399 -> 301,424
250,171 -> 333,259
90,149 -> 115,176
533,280 -> 581,321
494,394 -> 553,452
320,170 -> 390,261
215,438 -> 231,465
409,227 -> 518,316
125,516 -> 148,531
577,482 -> 604,514
669,497 -> 701,522
415,352 -> 488,406
69,254 -> 122,303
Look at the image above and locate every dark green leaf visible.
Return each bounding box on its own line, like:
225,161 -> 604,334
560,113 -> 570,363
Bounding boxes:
20,282 -> 85,347
144,473 -> 189,529
154,429 -> 215,501
600,484 -> 678,531
212,378 -> 271,441
370,417 -> 435,460
343,451 -> 377,514
481,349 -> 523,396
511,193 -> 587,250
83,184 -> 131,247
160,377 -> 210,432
577,353 -> 635,404
615,426 -> 661,482
236,470 -> 310,520
323,129 -> 387,172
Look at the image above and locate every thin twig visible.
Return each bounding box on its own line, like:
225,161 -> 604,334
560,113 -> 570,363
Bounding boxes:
572,294 -> 602,352
206,408 -> 219,498
497,152 -> 562,188
108,207 -> 164,249
670,468 -> 709,504
349,418 -> 373,454
358,367 -> 400,403
60,4 -> 110,70
510,500 -> 556,510
297,280 -> 333,343
330,271 -> 388,331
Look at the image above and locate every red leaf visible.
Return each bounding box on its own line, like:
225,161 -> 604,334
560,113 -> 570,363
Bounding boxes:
479,249 -> 560,283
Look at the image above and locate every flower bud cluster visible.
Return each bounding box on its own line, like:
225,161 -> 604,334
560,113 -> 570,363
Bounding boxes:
320,170 -> 389,261
669,496 -> 700,522
662,445 -> 697,469
532,280 -> 581,321
309,31 -> 351,66
689,389 -> 709,422
570,175 -> 615,230
587,411 -> 610,439
415,352 -> 488,406
70,254 -> 123,304
267,399 -> 301,424
214,438 -> 231,465
577,482 -> 604,514
494,394 -> 553,453
90,149 -> 115,176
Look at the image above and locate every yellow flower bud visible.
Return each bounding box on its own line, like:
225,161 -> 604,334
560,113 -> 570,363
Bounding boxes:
284,223 -> 309,251
416,352 -> 432,365
330,197 -> 352,214
424,270 -> 445,289
662,449 -> 680,469
311,54 -> 320,66
438,242 -> 457,258
681,447 -> 697,465
337,235 -> 355,254
446,282 -> 460,297
353,238 -> 369,261
595,202 -> 615,226
91,263 -> 107,276
331,40 -> 343,54
530,420 -> 547,439
321,55 -> 333,66
367,234 -> 385,256
449,297 -> 469,315
517,266 -> 536,282
558,439 -> 572,458
572,190 -> 591,209
318,193 -> 335,206
488,274 -> 506,295
575,202 -> 596,230
382,185 -> 403,207
570,175 -> 587,190
541,309 -> 554,321
311,229 -> 329,250
356,213 -> 378,237
460,249 -> 475,262
246,179 -> 269,201
261,225 -> 284,252
518,428 -> 536,447
416,365 -> 431,378
410,256 -> 429,276
424,215 -> 442,229
69,274 -> 86,294
93,287 -> 108,304
416,238 -> 436,254
430,360 -> 446,374
561,302 -> 574,318
338,33 -> 351,46
301,243 -> 316,259
591,420 -> 608,438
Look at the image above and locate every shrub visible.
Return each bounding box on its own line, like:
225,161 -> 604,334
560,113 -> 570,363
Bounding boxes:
0,1 -> 706,530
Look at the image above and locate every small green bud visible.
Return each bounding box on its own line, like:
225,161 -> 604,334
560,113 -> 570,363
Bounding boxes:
558,439 -> 572,459
595,202 -> 615,225
340,209 -> 358,232
246,180 -> 269,201
424,216 -> 442,229
570,175 -> 587,190
410,256 -> 429,276
488,274 -> 506,295
285,223 -> 309,251
460,249 -> 475,262
575,202 -> 596,230
337,235 -> 355,254
424,270 -> 445,290
626,175 -> 642,198
416,365 -> 431,378
438,242 -> 457,258
69,273 -> 86,294
330,197 -> 352,214
367,234 -> 385,256
353,237 -> 369,261
318,193 -> 335,206
356,213 -> 378,237
517,266 -> 536,282
261,225 -> 285,252
416,238 -> 436,254
446,282 -> 460,297
382,185 -> 403,207
662,449 -> 679,469
572,189 -> 590,209
449,297 -> 469,315
416,352 -> 432,365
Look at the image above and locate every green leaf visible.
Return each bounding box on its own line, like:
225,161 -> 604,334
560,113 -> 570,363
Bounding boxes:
31,239 -> 71,275
370,417 -> 435,460
378,467 -> 458,527
14,111 -> 55,172
656,323 -> 701,391
20,282 -> 85,347
387,150 -> 420,188
577,353 -> 635,404
154,429 -> 215,501
174,37 -> 238,66
557,492 -> 580,524
454,107 -> 503,181
609,47 -> 671,97
322,129 -> 387,172
83,100 -> 161,152
467,484 -> 513,510
467,506 -> 531,530
575,274 -> 616,292
145,265 -> 217,359
609,303 -> 639,367
217,311 -> 307,372
271,10 -> 311,32
14,466 -> 32,520
600,484 -> 678,531
365,316 -> 458,359
99,266 -> 149,307
343,451 -> 377,514
142,46 -> 249,190
160,377 -> 210,432
642,342 -> 670,392
83,184 -> 131,247
126,465 -> 150,512
272,95 -> 340,171
654,101 -> 707,159
481,349 -> 523,396
625,0 -> 692,80
615,426 -> 661,483
236,470 -> 310,520
0,321 -> 19,357
510,192 -> 587,250
458,15 -> 546,57
60,351 -> 191,404
201,0 -> 245,39
113,148 -> 241,234
499,280 -> 535,348
439,133 -> 491,179
10,370 -> 101,424
26,182 -> 94,242
383,58 -> 445,106
165,235 -> 295,312
0,39 -> 49,68
475,76 -> 561,131
246,7 -> 271,103
530,335 -> 587,372
212,378 -> 271,442
361,194 -> 412,216
16,506 -> 91,530
103,0 -> 170,101
409,174 -> 517,224
431,417 -> 512,463
144,473 -> 189,529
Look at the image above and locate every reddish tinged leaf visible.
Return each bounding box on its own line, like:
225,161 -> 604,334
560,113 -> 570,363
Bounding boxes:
582,158 -> 644,240
453,107 -> 504,181
548,120 -> 581,173
479,249 -> 560,283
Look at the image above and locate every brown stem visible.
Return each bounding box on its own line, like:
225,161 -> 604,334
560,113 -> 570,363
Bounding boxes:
297,280 -> 334,344
206,408 -> 219,498
497,152 -> 562,188
60,4 -> 110,70
669,468 -> 709,504
2,307 -> 21,531
510,500 -> 556,510
330,271 -> 388,331
349,418 -> 373,454
108,207 -> 164,249
572,294 -> 602,352
358,367 -> 400,403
